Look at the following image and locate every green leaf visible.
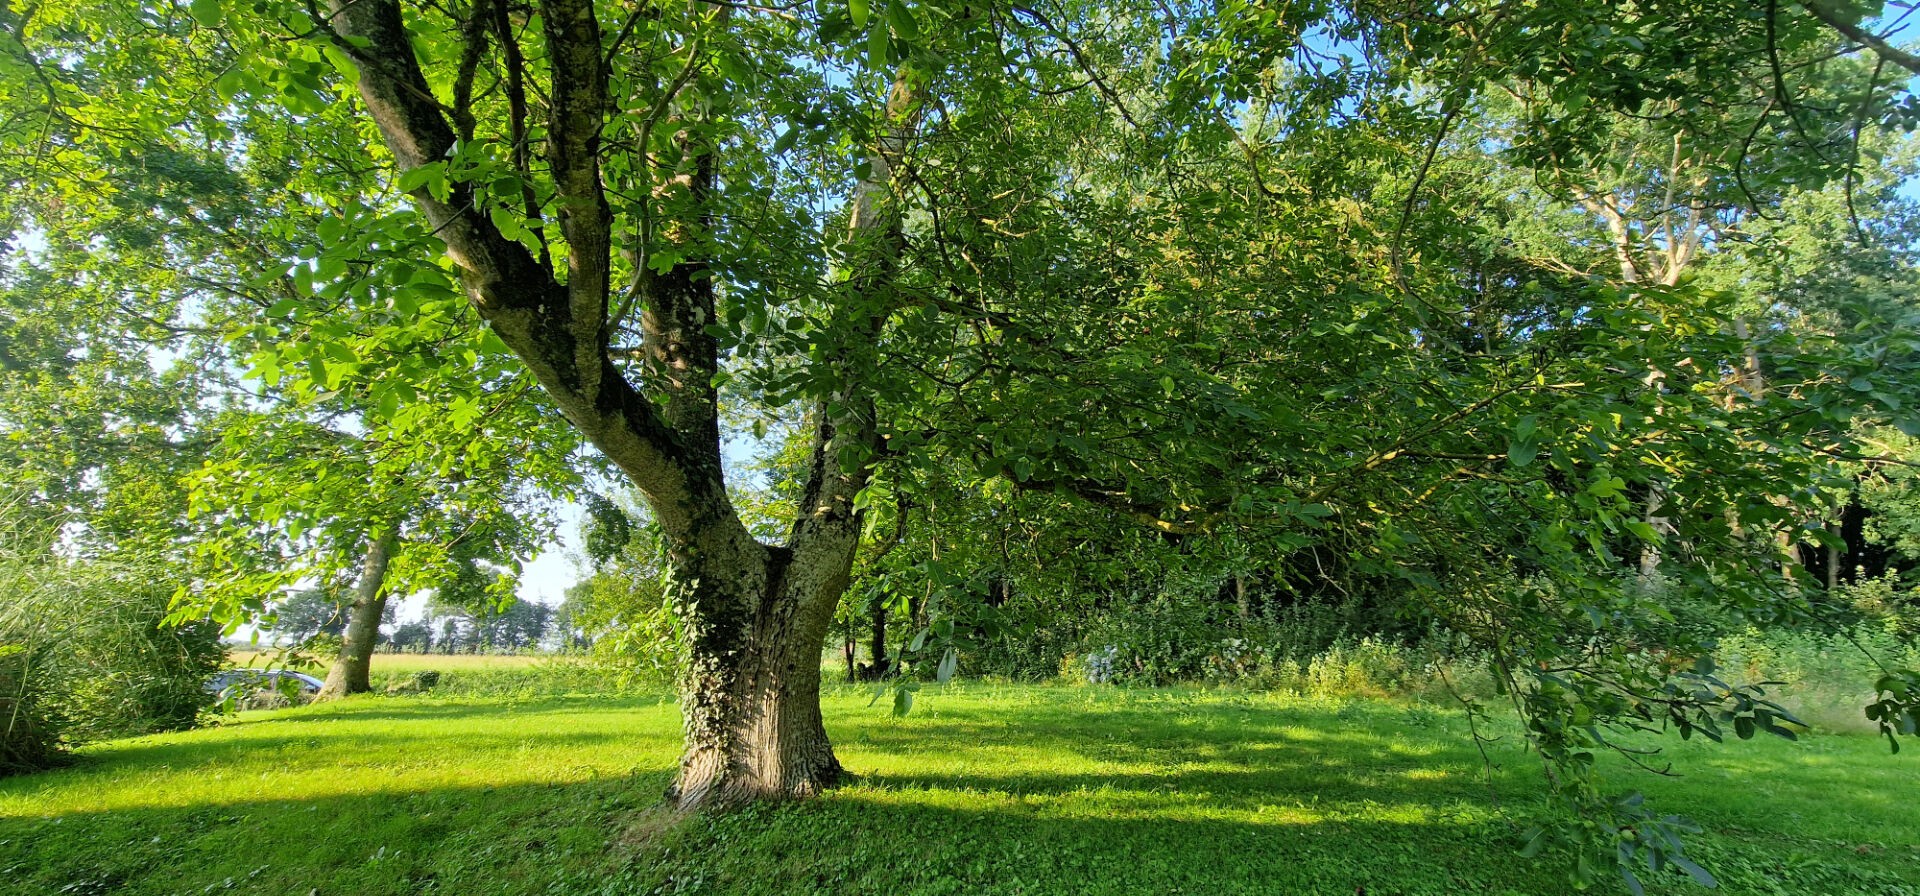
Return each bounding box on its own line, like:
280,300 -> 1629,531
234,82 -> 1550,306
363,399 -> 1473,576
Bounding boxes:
867,19 -> 890,70
325,340 -> 357,364
397,164 -> 447,201
889,1 -> 919,40
1508,439 -> 1539,469
1670,854 -> 1715,887
1588,476 -> 1626,499
1518,826 -> 1548,858
489,205 -> 527,242
321,46 -> 360,83
850,0 -> 870,28
189,0 -> 222,27
891,686 -> 912,717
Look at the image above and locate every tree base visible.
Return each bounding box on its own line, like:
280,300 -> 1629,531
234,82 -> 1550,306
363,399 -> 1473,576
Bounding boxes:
667,741 -> 844,811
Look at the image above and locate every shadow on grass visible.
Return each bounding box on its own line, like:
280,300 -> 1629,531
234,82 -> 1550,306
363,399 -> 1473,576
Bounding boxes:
0,774 -> 1556,896
4,693 -> 1914,896
9,773 -> 1911,896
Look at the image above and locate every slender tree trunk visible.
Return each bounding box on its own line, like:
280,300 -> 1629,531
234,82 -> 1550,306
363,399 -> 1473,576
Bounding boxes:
843,614 -> 857,683
867,597 -> 889,677
319,532 -> 397,699
1636,371 -> 1674,584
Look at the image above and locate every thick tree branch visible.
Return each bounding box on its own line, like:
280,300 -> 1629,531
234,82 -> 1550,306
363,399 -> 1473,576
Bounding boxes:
495,0 -> 550,264
783,73 -> 925,611
323,0 -> 717,538
635,113 -> 724,455
541,0 -> 615,401
450,0 -> 489,141
1801,0 -> 1920,76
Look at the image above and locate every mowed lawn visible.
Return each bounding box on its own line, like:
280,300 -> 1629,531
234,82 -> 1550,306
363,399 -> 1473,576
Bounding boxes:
2,685 -> 1915,896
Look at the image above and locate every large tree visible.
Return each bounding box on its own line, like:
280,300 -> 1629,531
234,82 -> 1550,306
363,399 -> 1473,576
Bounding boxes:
8,4 -> 1920,884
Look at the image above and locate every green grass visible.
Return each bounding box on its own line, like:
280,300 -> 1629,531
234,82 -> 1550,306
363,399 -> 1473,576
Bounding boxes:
229,650 -> 550,674
2,684 -> 1915,895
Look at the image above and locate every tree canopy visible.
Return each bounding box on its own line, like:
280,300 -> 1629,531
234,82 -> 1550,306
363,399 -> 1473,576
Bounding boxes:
4,0 -> 1920,887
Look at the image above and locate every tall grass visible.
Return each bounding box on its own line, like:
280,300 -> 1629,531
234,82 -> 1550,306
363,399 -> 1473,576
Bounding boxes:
1717,624 -> 1920,733
1,551 -> 221,774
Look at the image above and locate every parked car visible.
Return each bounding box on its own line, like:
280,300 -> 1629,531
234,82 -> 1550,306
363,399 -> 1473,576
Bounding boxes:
205,669 -> 325,701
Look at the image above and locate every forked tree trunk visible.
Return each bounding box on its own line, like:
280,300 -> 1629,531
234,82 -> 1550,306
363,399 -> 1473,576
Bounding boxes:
666,508 -> 859,809
319,532 -> 397,699
327,0 -> 910,809
662,73 -> 917,810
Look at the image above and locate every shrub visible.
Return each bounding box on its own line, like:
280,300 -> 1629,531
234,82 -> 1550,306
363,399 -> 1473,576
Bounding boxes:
383,669 -> 442,695
0,552 -> 222,775
1715,623 -> 1920,734
1837,573 -> 1920,642
0,645 -> 59,773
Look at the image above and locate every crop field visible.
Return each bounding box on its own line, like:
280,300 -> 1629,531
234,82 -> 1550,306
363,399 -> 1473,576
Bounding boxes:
2,682 -> 1915,896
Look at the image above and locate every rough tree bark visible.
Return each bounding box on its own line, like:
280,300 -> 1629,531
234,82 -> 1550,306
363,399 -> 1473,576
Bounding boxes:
323,0 -> 918,808
318,531 -> 397,699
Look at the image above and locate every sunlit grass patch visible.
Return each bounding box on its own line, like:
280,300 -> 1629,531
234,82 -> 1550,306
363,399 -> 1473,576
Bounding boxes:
1,683 -> 1915,895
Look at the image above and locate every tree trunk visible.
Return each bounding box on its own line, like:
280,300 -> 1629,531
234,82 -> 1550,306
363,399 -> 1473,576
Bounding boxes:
327,0 -> 910,809
843,614 -> 858,683
319,532 -> 397,699
666,512 -> 857,810
867,596 -> 889,677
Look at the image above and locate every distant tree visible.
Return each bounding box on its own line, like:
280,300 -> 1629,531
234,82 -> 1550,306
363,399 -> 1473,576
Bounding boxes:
265,589 -> 348,644
387,620 -> 433,654
469,599 -> 551,652
436,617 -> 464,655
